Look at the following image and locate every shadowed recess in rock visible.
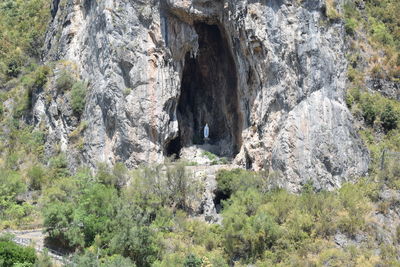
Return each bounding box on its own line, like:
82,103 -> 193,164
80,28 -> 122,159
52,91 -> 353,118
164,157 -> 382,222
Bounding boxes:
166,23 -> 242,158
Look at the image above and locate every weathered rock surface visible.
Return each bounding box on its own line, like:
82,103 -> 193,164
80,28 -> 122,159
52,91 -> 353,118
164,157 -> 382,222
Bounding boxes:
34,0 -> 369,192
366,78 -> 400,101
186,164 -> 235,223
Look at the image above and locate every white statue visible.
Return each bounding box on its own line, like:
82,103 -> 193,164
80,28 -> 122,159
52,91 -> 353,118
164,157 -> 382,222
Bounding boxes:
204,123 -> 209,140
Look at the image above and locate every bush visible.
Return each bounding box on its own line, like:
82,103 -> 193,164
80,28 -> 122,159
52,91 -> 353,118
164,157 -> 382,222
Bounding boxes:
222,189 -> 281,262
325,0 -> 340,20
70,81 -> 87,115
5,51 -> 27,78
0,169 -> 26,207
96,162 -> 129,190
0,240 -> 37,267
32,65 -> 50,89
55,70 -> 74,92
48,153 -> 70,179
0,102 -> 3,118
67,251 -> 136,267
184,254 -> 202,267
131,162 -> 203,212
345,18 -> 357,35
337,184 -> 369,236
360,95 -> 378,126
27,165 -> 46,190
370,19 -> 395,46
345,91 -> 354,108
381,104 -> 398,132
216,169 -> 266,201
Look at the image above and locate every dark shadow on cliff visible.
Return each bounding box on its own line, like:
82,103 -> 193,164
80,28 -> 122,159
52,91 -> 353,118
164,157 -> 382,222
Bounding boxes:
165,23 -> 242,158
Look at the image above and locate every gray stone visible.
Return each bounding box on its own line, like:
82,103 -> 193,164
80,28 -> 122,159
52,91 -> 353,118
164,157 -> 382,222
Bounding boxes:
34,0 -> 369,192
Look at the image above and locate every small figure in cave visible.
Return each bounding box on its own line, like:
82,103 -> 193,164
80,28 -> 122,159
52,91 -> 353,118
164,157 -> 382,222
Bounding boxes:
204,123 -> 210,143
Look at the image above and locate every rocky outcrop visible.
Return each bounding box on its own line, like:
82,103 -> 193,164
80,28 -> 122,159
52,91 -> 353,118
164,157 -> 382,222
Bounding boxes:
35,0 -> 369,192
366,78 -> 400,101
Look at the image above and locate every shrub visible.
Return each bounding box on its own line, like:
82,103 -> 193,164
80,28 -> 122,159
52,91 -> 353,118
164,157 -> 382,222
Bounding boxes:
345,91 -> 354,108
222,189 -> 281,262
165,163 -> 201,211
381,104 -> 398,132
55,70 -> 74,92
131,162 -> 203,212
325,0 -> 340,20
0,240 -> 37,267
360,95 -> 378,126
0,169 -> 26,207
370,19 -> 395,46
48,153 -> 70,179
13,87 -> 32,118
32,65 -> 50,89
202,151 -> 217,161
70,81 -> 87,115
184,254 -> 202,267
68,251 -> 136,267
5,50 -> 26,78
337,184 -> 369,236
27,165 -> 46,190
345,18 -> 357,35
216,169 -> 266,201
96,162 -> 128,190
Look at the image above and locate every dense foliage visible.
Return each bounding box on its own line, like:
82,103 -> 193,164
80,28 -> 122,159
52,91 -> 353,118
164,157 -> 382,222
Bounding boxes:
0,236 -> 37,267
0,0 -> 49,80
0,0 -> 399,266
344,0 -> 400,80
28,162 -> 398,266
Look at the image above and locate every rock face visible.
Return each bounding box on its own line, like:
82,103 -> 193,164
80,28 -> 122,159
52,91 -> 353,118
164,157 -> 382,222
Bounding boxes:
36,0 -> 369,191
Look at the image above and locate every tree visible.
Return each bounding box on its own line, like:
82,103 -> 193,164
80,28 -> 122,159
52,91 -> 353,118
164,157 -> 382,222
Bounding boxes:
361,96 -> 377,126
381,104 -> 398,132
108,201 -> 159,267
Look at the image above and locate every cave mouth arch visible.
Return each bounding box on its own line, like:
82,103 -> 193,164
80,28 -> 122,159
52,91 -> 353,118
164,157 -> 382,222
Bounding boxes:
166,22 -> 242,158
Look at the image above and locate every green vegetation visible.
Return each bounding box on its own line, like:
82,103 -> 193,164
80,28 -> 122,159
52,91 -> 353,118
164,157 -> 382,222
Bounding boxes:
0,0 -> 51,119
70,81 -> 87,115
344,0 -> 400,80
346,88 -> 400,173
366,0 -> 400,50
216,168 -> 268,200
347,88 -> 400,132
202,151 -> 229,165
38,163 -> 204,266
344,0 -> 400,183
23,161 -> 395,266
0,0 -> 399,266
0,0 -> 50,82
55,70 -> 75,92
0,236 -> 37,267
325,0 -> 340,20
54,69 -> 87,115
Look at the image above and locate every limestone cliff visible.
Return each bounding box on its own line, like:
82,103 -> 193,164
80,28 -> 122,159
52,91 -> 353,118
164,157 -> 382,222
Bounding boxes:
34,0 -> 369,192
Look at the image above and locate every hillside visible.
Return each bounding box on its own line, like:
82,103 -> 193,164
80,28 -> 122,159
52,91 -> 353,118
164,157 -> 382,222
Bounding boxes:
0,0 -> 399,266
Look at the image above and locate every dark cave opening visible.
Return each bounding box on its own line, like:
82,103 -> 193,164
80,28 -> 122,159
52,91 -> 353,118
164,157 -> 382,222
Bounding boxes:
166,23 -> 242,158
165,135 -> 181,159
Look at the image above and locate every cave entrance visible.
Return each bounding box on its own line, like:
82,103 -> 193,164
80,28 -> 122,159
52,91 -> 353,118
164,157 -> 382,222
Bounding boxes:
166,23 -> 242,158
